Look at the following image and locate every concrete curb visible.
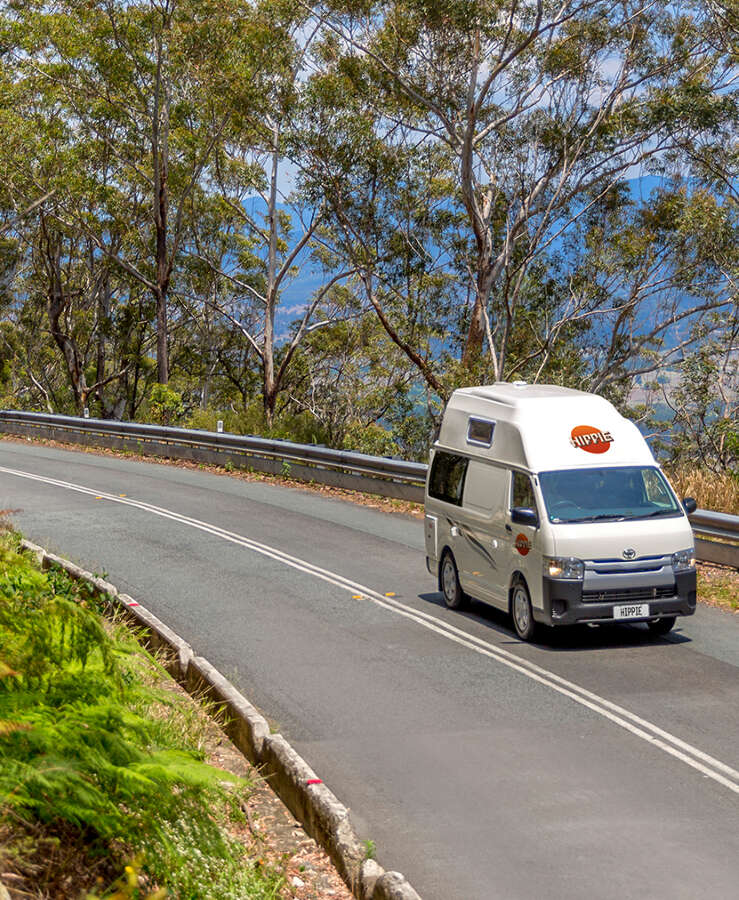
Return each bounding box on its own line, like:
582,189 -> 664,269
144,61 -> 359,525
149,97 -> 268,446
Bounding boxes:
373,872 -> 424,900
184,655 -> 269,764
261,733 -> 366,887
20,539 -> 423,900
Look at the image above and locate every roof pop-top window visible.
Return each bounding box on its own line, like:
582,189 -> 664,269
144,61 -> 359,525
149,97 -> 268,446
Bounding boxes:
467,417 -> 495,447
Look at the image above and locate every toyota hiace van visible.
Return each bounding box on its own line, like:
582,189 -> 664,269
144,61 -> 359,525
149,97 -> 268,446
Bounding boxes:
424,383 -> 697,640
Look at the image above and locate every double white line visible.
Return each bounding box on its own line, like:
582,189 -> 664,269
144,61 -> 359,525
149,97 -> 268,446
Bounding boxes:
2,463 -> 738,796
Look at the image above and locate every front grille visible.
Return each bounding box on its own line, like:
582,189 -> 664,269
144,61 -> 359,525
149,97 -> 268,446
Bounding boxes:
582,585 -> 675,603
587,555 -> 672,575
592,564 -> 663,574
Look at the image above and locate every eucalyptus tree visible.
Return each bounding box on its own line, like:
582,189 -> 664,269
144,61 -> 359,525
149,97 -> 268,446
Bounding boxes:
189,1 -> 359,425
307,0 -> 736,385
668,0 -> 739,204
664,308 -> 739,475
559,183 -> 737,403
177,195 -> 265,411
6,0 -> 273,387
297,117 -> 465,399
278,296 -> 426,452
1,5 -> 152,415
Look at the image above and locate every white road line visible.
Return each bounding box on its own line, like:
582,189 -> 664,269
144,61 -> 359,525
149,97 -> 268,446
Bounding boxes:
2,463 -> 739,795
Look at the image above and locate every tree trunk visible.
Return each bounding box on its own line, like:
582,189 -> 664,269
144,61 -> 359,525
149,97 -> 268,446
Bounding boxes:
459,118 -> 495,369
154,284 -> 169,384
48,288 -> 87,415
262,124 -> 280,426
95,269 -> 111,415
152,28 -> 171,385
42,224 -> 88,414
462,274 -> 491,367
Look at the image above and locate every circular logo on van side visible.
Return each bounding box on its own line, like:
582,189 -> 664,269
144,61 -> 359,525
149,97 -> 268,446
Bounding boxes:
570,424 -> 614,454
515,533 -> 531,556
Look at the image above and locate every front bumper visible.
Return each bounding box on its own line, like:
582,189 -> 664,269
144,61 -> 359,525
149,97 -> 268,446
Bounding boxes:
537,569 -> 697,626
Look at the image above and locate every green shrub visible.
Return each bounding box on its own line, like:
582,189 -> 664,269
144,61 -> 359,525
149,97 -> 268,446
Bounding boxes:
147,385 -> 185,426
342,421 -> 398,457
0,536 -> 283,898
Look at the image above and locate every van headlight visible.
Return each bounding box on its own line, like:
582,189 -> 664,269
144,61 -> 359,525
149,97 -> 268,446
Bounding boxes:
543,556 -> 584,580
671,549 -> 696,573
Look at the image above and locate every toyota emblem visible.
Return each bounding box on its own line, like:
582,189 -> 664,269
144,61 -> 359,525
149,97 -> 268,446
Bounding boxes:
622,548 -> 636,560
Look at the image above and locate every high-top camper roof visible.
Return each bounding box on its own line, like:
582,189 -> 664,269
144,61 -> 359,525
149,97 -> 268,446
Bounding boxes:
436,383 -> 655,471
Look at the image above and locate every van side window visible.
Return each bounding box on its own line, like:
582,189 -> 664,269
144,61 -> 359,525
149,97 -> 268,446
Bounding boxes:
511,471 -> 536,511
467,417 -> 495,447
429,452 -> 469,506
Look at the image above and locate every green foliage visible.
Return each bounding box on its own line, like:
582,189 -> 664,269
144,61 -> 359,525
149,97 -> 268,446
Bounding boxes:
146,384 -> 185,426
659,322 -> 739,476
184,407 -> 224,433
342,422 -> 397,457
200,402 -> 321,445
0,536 -> 283,898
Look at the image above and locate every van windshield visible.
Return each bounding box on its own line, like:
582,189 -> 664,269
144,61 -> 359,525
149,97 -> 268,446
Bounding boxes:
538,466 -> 682,524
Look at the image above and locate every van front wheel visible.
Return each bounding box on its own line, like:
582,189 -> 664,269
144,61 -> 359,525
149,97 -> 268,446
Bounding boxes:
647,616 -> 676,636
440,552 -> 467,610
511,579 -> 536,641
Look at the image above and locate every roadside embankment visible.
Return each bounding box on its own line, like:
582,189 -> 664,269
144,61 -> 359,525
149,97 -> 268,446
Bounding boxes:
0,530 -> 294,899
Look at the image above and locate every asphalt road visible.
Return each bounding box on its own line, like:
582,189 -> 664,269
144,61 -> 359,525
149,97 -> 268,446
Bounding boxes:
1,439 -> 738,900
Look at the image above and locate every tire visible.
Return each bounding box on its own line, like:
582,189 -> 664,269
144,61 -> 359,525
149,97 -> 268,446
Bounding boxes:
440,551 -> 467,610
511,578 -> 536,641
647,616 -> 676,636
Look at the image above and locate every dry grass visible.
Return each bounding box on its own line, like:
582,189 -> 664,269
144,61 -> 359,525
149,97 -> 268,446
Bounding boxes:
697,563 -> 739,613
664,467 -> 739,515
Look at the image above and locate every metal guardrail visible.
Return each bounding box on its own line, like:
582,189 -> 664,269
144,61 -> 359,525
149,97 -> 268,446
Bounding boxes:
687,508 -> 739,540
0,409 -> 736,568
0,409 -> 427,502
688,509 -> 739,568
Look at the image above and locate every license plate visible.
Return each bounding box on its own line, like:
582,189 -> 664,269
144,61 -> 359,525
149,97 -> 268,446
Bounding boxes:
613,603 -> 650,619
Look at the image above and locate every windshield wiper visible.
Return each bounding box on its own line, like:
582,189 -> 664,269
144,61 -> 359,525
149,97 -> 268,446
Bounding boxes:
562,513 -> 627,523
640,509 -> 678,519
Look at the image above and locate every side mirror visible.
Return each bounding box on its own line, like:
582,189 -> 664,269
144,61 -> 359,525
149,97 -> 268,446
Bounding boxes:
511,507 -> 539,528
682,497 -> 697,515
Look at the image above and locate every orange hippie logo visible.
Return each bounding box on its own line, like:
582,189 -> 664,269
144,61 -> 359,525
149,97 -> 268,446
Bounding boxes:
570,425 -> 614,454
515,533 -> 531,556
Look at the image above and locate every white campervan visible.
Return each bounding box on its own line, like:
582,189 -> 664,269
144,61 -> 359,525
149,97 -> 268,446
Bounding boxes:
424,383 -> 697,641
